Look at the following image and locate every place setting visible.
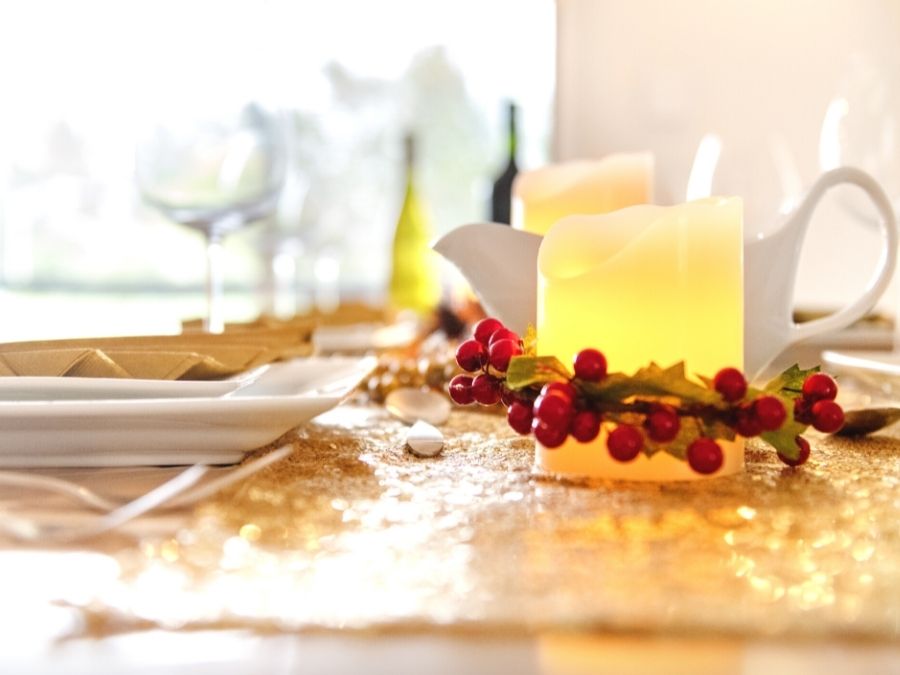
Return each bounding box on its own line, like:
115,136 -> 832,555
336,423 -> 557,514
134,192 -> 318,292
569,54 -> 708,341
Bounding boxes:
0,134 -> 893,650
2,4 -> 900,672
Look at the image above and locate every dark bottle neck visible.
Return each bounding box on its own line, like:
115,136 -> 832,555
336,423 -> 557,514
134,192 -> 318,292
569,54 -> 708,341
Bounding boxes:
404,134 -> 417,174
506,102 -> 518,165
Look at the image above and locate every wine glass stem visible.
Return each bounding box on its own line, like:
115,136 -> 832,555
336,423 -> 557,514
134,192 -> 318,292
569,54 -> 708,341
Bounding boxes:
205,234 -> 225,334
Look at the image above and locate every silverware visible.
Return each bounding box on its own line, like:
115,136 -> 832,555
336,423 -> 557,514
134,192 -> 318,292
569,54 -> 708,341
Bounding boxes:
837,407 -> 900,436
0,464 -> 207,543
0,444 -> 293,542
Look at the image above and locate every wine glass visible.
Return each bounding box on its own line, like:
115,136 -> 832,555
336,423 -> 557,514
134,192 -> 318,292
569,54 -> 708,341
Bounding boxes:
136,102 -> 286,332
818,58 -> 900,227
818,58 -> 900,353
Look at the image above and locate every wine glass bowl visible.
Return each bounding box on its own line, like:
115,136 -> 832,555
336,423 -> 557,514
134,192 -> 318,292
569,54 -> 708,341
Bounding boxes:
136,102 -> 287,331
819,58 -> 900,226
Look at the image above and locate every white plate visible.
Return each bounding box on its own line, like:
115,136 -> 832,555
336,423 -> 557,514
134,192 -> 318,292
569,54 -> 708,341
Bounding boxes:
0,356 -> 376,468
821,349 -> 900,382
313,319 -> 419,353
0,366 -> 270,401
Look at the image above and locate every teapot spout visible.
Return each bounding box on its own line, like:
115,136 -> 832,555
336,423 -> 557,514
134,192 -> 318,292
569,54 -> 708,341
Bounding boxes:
743,225 -> 800,378
433,223 -> 541,334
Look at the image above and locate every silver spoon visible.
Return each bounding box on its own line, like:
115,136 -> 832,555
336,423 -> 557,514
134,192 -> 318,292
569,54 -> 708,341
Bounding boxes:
838,407 -> 900,436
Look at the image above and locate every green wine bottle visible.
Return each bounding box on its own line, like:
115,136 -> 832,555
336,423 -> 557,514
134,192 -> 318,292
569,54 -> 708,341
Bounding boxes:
388,134 -> 441,314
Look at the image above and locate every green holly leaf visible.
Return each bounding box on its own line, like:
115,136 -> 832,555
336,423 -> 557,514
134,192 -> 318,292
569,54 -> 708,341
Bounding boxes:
764,363 -> 820,396
644,416 -> 703,460
760,420 -> 807,460
697,374 -> 715,389
506,355 -> 572,391
601,410 -> 640,426
758,393 -> 808,460
699,417 -> 737,442
581,362 -> 723,408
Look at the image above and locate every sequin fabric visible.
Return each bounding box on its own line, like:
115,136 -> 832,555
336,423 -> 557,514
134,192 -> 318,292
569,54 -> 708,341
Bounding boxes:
95,401 -> 900,638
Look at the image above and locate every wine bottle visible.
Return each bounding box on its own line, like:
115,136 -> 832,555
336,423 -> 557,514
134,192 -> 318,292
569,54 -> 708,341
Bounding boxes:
490,101 -> 519,224
388,134 -> 441,314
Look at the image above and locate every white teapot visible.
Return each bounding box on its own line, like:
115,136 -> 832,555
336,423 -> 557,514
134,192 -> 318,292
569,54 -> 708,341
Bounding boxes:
435,167 -> 897,379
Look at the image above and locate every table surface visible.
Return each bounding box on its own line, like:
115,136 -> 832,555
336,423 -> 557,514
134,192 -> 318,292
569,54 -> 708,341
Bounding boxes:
2,384 -> 900,674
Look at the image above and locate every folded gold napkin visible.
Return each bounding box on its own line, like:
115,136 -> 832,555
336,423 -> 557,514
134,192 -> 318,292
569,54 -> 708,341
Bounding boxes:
0,323 -> 315,380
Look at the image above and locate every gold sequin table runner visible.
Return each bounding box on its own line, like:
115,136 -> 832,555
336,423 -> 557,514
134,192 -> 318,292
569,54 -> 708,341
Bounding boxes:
86,402 -> 900,639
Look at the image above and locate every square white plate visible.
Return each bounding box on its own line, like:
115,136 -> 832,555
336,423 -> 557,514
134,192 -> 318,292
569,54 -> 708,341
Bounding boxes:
0,365 -> 269,401
0,356 -> 376,467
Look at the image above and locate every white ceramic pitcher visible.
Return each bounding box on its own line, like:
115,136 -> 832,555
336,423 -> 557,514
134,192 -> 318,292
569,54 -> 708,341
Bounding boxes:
434,167 -> 897,379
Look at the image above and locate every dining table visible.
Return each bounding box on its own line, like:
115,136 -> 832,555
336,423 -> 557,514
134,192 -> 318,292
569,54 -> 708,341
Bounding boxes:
0,329 -> 899,675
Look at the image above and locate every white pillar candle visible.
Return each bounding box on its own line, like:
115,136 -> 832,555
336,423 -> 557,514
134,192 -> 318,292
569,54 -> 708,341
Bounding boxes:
536,198 -> 744,481
512,154 -> 654,236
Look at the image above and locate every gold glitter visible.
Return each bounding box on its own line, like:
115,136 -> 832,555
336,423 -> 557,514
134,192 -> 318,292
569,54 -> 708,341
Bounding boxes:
748,575 -> 783,602
239,524 -> 262,542
75,403 -> 900,640
736,505 -> 756,520
330,499 -> 350,511
851,541 -> 875,562
811,530 -> 836,549
159,539 -> 180,563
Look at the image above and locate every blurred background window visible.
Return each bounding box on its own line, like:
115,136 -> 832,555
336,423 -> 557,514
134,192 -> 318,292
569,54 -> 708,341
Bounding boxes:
0,0 -> 555,337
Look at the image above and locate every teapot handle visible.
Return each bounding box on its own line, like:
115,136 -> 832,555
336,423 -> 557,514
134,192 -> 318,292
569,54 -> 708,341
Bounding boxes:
789,167 -> 897,343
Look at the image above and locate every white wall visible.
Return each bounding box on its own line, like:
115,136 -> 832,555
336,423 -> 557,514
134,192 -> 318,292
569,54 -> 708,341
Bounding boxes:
556,0 -> 900,314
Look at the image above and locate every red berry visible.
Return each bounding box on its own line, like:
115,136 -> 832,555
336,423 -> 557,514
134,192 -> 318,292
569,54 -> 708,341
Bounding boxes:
607,425 -> 643,462
541,381 -> 577,402
533,392 -> 575,429
500,387 -> 517,407
713,367 -> 747,402
471,374 -> 501,406
532,418 -> 568,448
570,410 -> 601,443
811,400 -> 844,433
473,317 -> 504,346
778,436 -> 811,467
802,373 -> 837,402
644,404 -> 680,442
488,328 -> 520,347
507,401 -> 534,435
753,395 -> 787,432
734,404 -> 763,437
573,348 -> 607,382
488,338 -> 523,372
687,438 -> 723,475
455,339 -> 486,373
448,374 -> 474,405
793,397 -> 814,424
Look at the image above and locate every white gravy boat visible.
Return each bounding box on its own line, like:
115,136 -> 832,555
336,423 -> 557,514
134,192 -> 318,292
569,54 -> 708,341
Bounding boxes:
435,167 -> 897,379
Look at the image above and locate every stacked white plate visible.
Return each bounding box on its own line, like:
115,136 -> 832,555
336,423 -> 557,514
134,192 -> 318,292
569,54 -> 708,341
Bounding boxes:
0,357 -> 376,467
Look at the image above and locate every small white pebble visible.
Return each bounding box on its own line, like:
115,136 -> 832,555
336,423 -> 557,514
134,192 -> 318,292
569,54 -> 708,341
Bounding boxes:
386,388 -> 451,426
406,420 -> 444,458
